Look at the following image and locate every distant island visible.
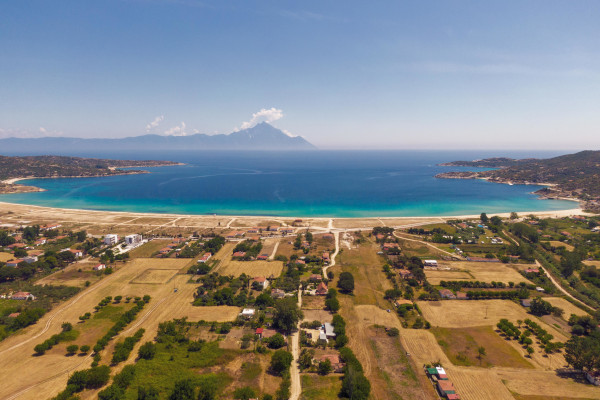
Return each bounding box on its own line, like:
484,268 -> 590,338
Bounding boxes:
0,155 -> 180,194
436,150 -> 600,211
0,122 -> 316,154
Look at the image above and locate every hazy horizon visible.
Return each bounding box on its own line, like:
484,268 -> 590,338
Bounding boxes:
1,1 -> 600,150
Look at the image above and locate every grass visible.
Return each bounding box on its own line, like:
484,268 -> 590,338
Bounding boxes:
0,298 -> 20,314
128,239 -> 171,258
300,374 -> 342,400
124,341 -> 236,399
431,326 -> 534,369
240,362 -> 262,381
92,304 -> 131,323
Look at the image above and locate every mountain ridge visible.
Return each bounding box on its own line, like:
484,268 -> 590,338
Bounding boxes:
0,123 -> 316,154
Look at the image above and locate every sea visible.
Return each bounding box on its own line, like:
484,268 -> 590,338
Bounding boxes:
0,150 -> 577,218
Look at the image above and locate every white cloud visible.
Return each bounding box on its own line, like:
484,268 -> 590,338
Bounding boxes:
145,115 -> 164,132
39,127 -> 47,134
235,107 -> 284,131
164,121 -> 187,136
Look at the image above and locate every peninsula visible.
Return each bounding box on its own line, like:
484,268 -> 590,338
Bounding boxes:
0,155 -> 180,194
436,150 -> 600,211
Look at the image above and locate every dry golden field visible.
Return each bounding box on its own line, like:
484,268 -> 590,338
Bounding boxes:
497,369 -> 600,399
425,261 -> 532,284
0,252 -> 13,262
448,367 -> 515,400
213,259 -> 283,278
543,297 -> 589,317
548,241 -> 575,251
130,268 -> 179,284
36,261 -> 103,287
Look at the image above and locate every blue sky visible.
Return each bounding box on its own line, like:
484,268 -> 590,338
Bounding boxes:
1,1 -> 599,149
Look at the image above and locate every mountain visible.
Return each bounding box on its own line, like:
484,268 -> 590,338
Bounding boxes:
436,150 -> 600,211
438,157 -> 537,167
0,123 -> 317,154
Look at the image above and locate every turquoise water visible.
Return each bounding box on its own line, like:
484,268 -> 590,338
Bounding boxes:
0,151 -> 576,217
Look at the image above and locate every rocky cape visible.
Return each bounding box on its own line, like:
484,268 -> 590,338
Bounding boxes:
0,123 -> 316,154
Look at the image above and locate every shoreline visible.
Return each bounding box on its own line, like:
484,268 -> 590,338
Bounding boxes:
0,200 -> 588,222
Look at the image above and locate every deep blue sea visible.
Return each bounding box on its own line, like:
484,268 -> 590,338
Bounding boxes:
0,150 -> 577,217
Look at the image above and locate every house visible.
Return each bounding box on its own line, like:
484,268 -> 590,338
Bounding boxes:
437,380 -> 457,397
309,274 -> 323,281
104,234 -> 119,245
376,234 -> 385,240
398,269 -> 413,279
536,287 -> 545,292
323,233 -> 334,240
252,276 -> 269,290
23,256 -> 38,264
295,259 -> 306,265
11,291 -> 35,300
424,260 -> 438,267
41,224 -> 62,231
256,254 -> 269,260
315,354 -> 345,373
6,259 -> 24,267
247,227 -> 260,234
271,288 -> 286,299
521,299 -> 532,307
69,249 -> 83,258
233,251 -> 246,258
198,252 -> 212,263
586,371 -> 600,386
439,289 -> 456,299
323,323 -> 336,339
315,282 -> 328,296
322,252 -> 330,263
456,292 -> 468,300
240,308 -> 256,319
281,227 -> 295,234
383,243 -> 399,251
34,238 -> 47,246
267,226 -> 279,232
93,263 -> 107,271
255,327 -> 264,338
524,268 -> 539,273
8,312 -> 20,318
125,234 -> 142,245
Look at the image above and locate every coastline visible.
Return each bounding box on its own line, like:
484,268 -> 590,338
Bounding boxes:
0,200 -> 588,223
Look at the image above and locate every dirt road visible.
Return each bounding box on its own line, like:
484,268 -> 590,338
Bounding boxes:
289,288 -> 302,400
322,231 -> 339,276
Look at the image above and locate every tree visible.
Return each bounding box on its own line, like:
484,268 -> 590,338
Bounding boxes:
272,297 -> 303,333
0,230 -> 16,246
137,385 -> 160,400
318,359 -> 332,375
477,346 -> 486,365
526,346 -> 534,357
233,387 -> 256,400
267,333 -> 286,349
138,342 -> 157,360
510,212 -> 519,220
341,367 -> 371,400
80,345 -> 90,354
270,350 -> 293,376
298,348 -> 314,371
66,344 -> 79,355
98,385 -> 125,400
168,379 -> 195,400
86,365 -> 111,389
325,296 -> 340,312
197,379 -> 218,400
34,343 -> 49,355
14,248 -> 27,258
76,230 -> 87,242
480,213 -> 489,224
530,296 -> 554,316
337,272 -> 355,294
565,335 -> 600,371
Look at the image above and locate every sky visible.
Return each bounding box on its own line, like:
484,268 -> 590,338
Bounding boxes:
1,1 -> 600,150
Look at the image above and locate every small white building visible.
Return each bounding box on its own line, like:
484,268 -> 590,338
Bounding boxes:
104,234 -> 119,246
93,263 -> 106,271
587,371 -> 600,386
125,234 -> 142,245
198,252 -> 212,263
424,260 -> 438,267
252,276 -> 269,290
11,291 -> 36,300
23,256 -> 38,264
324,322 -> 336,339
240,308 -> 256,319
536,287 -> 545,292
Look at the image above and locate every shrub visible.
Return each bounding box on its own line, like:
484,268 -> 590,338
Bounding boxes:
270,350 -> 293,376
138,342 -> 157,360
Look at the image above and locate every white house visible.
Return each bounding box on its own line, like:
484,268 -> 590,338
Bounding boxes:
93,263 -> 106,271
23,256 -> 38,264
324,322 -> 336,339
587,371 -> 600,386
198,252 -> 212,263
252,276 -> 269,290
424,260 -> 438,267
125,234 -> 142,245
104,234 -> 119,246
240,308 -> 256,319
11,291 -> 36,300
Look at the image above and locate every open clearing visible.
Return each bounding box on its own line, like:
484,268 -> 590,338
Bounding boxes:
214,259 -> 283,277
418,300 -> 565,335
128,239 -> 172,258
300,374 -> 342,400
130,268 -> 178,284
0,252 -> 13,262
36,261 -> 103,287
449,367 -> 514,400
548,241 -> 575,251
425,261 -> 532,284
497,369 -> 600,399
431,326 -> 534,368
543,297 -> 589,317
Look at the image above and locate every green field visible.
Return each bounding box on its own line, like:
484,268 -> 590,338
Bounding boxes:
300,374 -> 342,400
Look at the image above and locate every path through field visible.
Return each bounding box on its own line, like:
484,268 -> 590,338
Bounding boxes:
289,288 -> 302,400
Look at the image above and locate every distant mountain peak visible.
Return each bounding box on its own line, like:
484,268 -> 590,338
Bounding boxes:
0,123 -> 317,155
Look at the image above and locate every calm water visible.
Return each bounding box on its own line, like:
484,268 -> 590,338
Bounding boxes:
0,151 -> 576,217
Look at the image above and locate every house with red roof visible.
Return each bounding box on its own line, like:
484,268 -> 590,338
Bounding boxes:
315,282 -> 328,296
252,276 -> 269,290
11,291 -> 35,300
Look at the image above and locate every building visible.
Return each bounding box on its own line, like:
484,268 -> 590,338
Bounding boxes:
315,282 -> 328,296
256,253 -> 269,260
69,249 -> 83,258
125,234 -> 142,245
281,227 -> 295,234
93,264 -> 107,271
315,354 -> 345,373
437,380 -> 457,397
309,274 -> 323,281
524,268 -> 539,273
233,251 -> 246,258
323,323 -> 336,339
23,256 -> 38,264
424,260 -> 438,267
198,253 -> 212,263
104,234 -> 119,245
271,288 -> 286,299
398,269 -> 413,279
439,289 -> 456,299
11,291 -> 35,300
456,292 -> 468,300
6,260 -> 23,267
322,252 -> 330,263
521,299 -> 532,307
252,276 -> 269,290
41,224 -> 62,231
240,308 -> 255,319
586,371 -> 600,386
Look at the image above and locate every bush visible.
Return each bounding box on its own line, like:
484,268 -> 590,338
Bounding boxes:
233,386 -> 256,400
270,350 -> 293,376
337,272 -> 355,294
80,345 -> 90,354
138,342 -> 157,360
318,359 -> 332,375
387,327 -> 399,337
66,344 -> 79,355
267,333 -> 286,349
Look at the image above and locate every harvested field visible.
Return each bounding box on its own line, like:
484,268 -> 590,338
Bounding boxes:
130,268 -> 178,284
425,261 -> 532,284
302,309 -> 332,323
448,367 -> 514,400
497,369 -> 600,399
215,260 -> 283,278
400,328 -> 451,366
172,305 -> 240,322
548,241 -> 575,251
583,260 -> 600,268
36,261 -> 103,287
544,297 -> 589,317
0,252 -> 13,262
431,326 -> 534,368
302,295 -> 325,310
